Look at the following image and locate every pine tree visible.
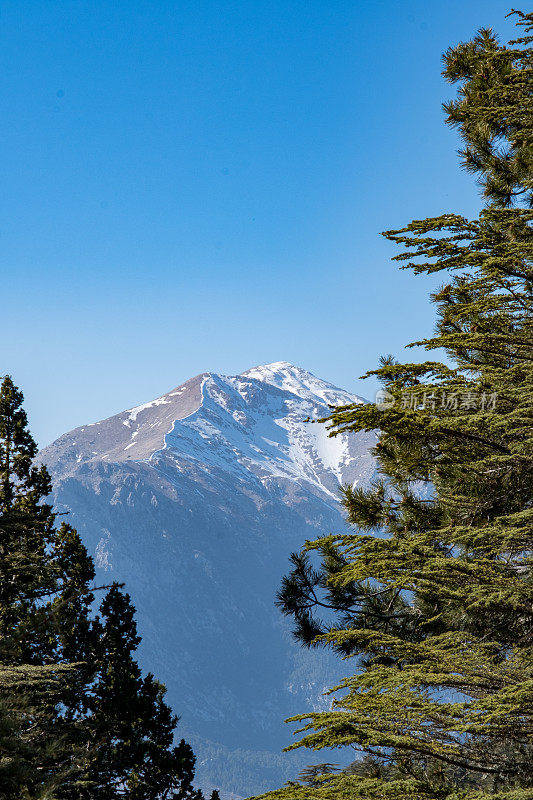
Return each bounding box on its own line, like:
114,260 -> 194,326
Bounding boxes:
0,376 -> 208,799
442,9 -> 533,207
254,11 -> 533,800
0,377 -> 86,795
0,661 -> 77,798
79,585 -> 201,800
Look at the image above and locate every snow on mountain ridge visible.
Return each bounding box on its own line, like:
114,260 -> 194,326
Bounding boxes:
155,370 -> 368,500
44,364 -> 368,485
242,361 -> 365,407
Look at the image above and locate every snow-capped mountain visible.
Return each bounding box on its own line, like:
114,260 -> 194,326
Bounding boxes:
40,362 -> 377,796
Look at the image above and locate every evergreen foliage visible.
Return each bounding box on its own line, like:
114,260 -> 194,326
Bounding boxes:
253,10 -> 533,800
0,376 -> 208,798
442,9 -> 533,206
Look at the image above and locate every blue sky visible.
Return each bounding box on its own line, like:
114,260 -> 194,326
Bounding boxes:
1,0 -> 516,446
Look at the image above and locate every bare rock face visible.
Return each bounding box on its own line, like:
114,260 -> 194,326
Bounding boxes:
40,362 -> 377,796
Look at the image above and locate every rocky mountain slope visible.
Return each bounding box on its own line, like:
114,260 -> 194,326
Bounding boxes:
40,362 -> 377,796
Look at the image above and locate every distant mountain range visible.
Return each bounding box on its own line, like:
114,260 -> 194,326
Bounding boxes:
40,362 -> 378,796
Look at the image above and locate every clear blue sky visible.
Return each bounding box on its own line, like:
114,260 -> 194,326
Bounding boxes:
1,0 -> 517,446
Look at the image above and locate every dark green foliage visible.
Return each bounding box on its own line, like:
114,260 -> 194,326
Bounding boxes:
82,585 -> 201,799
296,763 -> 339,788
0,376 -> 209,798
0,662 -> 78,798
254,10 -> 533,800
442,10 -> 533,207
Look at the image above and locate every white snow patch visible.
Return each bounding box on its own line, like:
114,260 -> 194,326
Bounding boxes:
242,361 -> 365,407
126,395 -> 172,423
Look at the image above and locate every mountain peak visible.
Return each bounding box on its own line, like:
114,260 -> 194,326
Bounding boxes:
40,361 -> 377,793
40,363 -> 366,471
241,361 -> 365,406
